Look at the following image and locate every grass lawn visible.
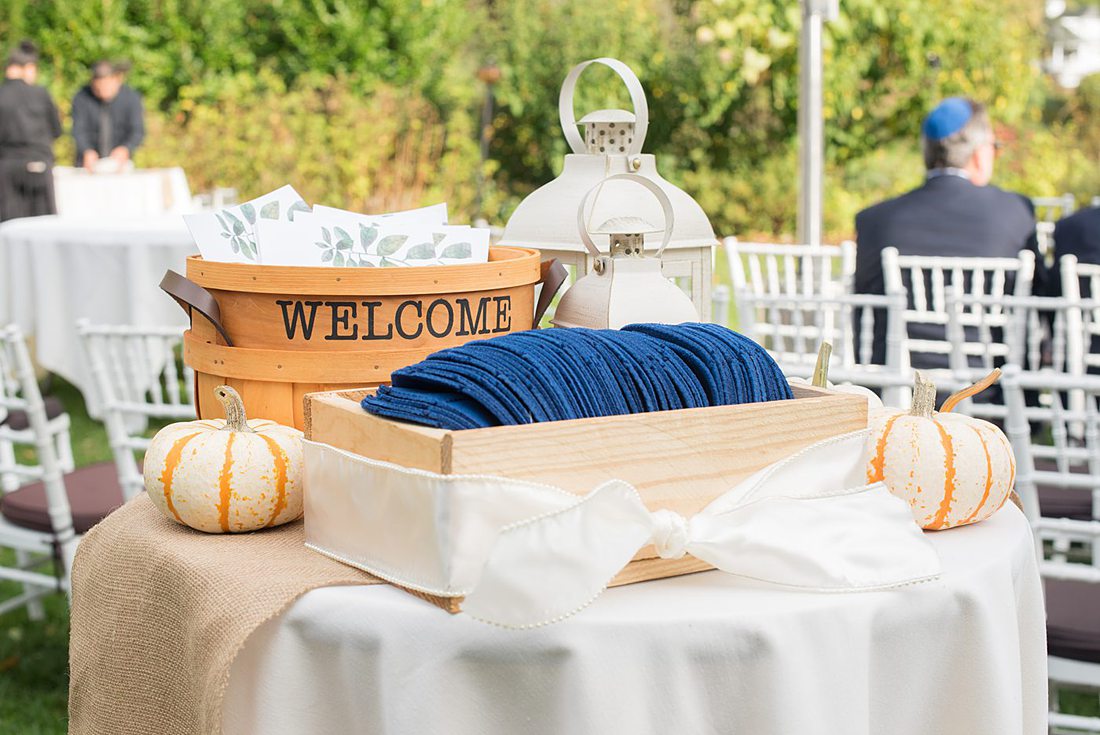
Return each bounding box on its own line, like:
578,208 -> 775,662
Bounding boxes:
0,584 -> 68,735
2,378 -> 110,735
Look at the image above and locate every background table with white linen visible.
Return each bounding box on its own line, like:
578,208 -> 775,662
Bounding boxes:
0,215 -> 194,412
52,167 -> 194,218
224,504 -> 1046,735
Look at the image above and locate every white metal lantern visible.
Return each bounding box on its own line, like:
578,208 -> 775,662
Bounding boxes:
552,174 -> 699,330
498,57 -> 717,320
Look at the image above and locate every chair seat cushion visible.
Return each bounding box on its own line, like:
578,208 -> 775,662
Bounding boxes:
1045,578 -> 1100,664
1034,457 -> 1093,521
1,395 -> 65,431
1038,485 -> 1093,520
1,462 -> 124,534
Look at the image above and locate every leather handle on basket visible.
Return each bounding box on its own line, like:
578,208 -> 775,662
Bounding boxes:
534,259 -> 568,327
160,270 -> 234,347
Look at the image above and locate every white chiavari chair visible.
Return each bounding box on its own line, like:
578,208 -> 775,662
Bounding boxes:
711,284 -> 733,328
77,321 -> 195,501
940,293 -> 1097,425
1033,194 -> 1077,224
1061,254 -> 1100,299
1003,366 -> 1100,733
0,326 -> 84,617
1062,255 -> 1100,375
1058,256 -> 1100,448
743,290 -> 908,406
882,247 -> 1035,389
0,352 -> 74,494
726,238 -> 856,358
1033,194 -> 1076,259
726,238 -> 856,302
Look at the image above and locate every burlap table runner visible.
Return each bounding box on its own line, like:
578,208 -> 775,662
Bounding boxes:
68,494 -> 380,735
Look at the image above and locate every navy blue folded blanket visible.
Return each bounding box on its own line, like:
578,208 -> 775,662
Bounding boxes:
362,324 -> 793,430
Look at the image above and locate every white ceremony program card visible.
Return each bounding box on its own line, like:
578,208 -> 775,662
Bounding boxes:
312,202 -> 448,227
184,185 -> 310,264
257,216 -> 489,267
186,186 -> 487,267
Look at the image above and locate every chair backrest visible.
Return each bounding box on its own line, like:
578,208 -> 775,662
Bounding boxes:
725,238 -> 860,367
0,333 -> 17,428
1032,195 -> 1076,257
1003,365 -> 1100,582
77,321 -> 195,500
943,292 -> 1090,374
726,238 -> 855,301
1032,193 -> 1076,224
1061,255 -> 1100,376
739,290 -> 905,372
0,325 -> 75,542
937,293 -> 1099,425
1062,254 -> 1100,299
1035,221 -> 1055,258
881,247 -> 1035,371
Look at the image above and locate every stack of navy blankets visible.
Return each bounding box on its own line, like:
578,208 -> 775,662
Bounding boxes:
361,323 -> 793,430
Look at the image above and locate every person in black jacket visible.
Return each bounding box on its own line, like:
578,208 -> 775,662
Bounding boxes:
1052,205 -> 1100,371
1051,206 -> 1100,298
853,97 -> 1045,368
71,60 -> 144,171
0,41 -> 62,221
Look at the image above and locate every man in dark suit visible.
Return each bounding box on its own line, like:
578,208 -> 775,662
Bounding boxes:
71,60 -> 144,171
0,41 -> 62,221
1051,205 -> 1100,297
1053,206 -> 1100,372
854,97 -> 1044,368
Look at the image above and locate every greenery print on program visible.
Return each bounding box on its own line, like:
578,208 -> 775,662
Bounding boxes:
217,198 -> 311,261
315,223 -> 472,267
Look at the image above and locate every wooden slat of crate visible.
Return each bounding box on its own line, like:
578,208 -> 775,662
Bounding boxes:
305,383 -> 866,517
405,555 -> 715,615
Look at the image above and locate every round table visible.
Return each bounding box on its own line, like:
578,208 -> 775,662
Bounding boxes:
52,167 -> 194,218
0,215 -> 194,412
223,505 -> 1047,735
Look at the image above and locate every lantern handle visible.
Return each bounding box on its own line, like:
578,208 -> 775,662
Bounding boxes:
559,58 -> 649,156
577,173 -> 674,259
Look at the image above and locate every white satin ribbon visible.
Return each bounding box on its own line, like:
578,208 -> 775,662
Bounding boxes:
303,430 -> 941,628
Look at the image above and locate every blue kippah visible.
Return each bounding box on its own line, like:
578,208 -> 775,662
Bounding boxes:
922,98 -> 973,141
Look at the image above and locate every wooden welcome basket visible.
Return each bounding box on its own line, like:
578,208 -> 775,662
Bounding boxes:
162,247 -> 556,429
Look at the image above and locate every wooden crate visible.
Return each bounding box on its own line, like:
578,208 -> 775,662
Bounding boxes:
304,383 -> 869,612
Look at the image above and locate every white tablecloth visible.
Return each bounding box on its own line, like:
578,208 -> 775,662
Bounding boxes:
224,505 -> 1047,735
0,215 -> 194,408
53,167 -> 194,218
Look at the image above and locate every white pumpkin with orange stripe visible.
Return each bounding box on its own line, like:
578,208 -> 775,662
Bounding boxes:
865,371 -> 1015,531
143,385 -> 304,533
790,342 -> 885,411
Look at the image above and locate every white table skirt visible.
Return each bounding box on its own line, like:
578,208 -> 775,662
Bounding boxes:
224,505 -> 1047,735
0,215 -> 194,411
52,167 -> 194,218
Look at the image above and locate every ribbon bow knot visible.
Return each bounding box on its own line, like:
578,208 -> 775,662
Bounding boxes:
650,509 -> 690,559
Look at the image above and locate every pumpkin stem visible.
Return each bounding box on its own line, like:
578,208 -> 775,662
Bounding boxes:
910,371 -> 937,418
811,341 -> 833,388
939,368 -> 1002,414
213,385 -> 252,433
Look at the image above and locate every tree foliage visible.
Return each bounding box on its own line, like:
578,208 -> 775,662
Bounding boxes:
1,0 -> 1090,239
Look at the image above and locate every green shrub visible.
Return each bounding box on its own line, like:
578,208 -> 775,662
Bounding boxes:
3,0 -> 1095,241
137,71 -> 482,214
